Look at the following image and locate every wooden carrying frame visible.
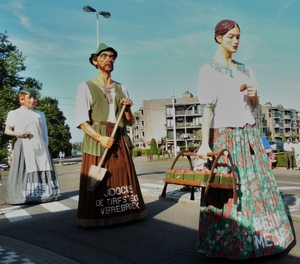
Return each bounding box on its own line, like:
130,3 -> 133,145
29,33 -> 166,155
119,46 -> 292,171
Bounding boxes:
161,149 -> 239,205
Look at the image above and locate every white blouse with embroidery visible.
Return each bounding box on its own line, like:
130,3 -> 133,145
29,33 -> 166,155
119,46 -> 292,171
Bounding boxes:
197,59 -> 258,128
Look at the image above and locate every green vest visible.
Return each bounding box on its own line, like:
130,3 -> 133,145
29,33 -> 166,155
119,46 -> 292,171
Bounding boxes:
81,81 -> 126,156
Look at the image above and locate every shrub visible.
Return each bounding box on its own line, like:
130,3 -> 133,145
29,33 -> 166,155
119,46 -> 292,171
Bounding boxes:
132,148 -> 142,157
275,152 -> 297,168
149,138 -> 158,155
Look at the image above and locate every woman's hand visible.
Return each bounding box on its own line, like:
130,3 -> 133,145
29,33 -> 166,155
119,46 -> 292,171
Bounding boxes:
246,85 -> 257,97
240,84 -> 259,108
20,132 -> 32,139
240,84 -> 257,97
5,125 -> 32,138
197,144 -> 213,160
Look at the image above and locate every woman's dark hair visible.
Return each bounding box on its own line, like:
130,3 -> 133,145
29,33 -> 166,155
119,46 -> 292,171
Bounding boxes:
214,19 -> 240,43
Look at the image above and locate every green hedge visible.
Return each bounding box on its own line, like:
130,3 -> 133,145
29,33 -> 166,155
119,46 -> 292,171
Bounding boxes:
132,148 -> 164,157
274,152 -> 297,168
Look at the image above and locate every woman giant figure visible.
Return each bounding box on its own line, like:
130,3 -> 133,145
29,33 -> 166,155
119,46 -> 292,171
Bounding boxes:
5,88 -> 61,204
197,20 -> 294,259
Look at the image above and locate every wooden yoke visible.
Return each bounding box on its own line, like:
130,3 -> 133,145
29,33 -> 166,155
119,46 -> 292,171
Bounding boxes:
200,149 -> 238,206
161,149 -> 239,204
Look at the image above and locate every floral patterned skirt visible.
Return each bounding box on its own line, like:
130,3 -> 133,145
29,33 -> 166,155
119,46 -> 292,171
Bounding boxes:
198,124 -> 294,259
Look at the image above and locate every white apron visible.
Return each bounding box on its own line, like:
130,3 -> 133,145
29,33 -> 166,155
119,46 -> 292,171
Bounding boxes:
17,109 -> 53,173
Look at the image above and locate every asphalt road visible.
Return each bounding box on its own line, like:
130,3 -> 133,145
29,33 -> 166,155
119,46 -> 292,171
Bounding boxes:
0,156 -> 299,264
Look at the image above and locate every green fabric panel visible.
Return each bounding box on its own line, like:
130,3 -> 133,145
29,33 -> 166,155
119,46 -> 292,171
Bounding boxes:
81,81 -> 127,156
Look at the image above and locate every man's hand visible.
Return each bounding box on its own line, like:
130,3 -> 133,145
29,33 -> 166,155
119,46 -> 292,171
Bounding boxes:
98,135 -> 114,148
80,122 -> 115,148
120,98 -> 135,125
120,98 -> 133,111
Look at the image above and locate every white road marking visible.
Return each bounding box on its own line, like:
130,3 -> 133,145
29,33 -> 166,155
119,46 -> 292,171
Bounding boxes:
278,187 -> 300,190
40,201 -> 71,212
70,195 -> 79,201
140,183 -> 164,188
1,180 -> 299,224
277,181 -> 300,185
1,206 -> 32,222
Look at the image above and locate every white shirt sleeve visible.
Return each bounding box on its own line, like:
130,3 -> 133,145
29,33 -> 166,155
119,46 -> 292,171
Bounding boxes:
121,84 -> 129,98
5,110 -> 16,128
197,64 -> 218,106
75,82 -> 92,128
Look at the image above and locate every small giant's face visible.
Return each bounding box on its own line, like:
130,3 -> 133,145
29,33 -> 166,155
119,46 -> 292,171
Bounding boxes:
216,25 -> 240,54
93,51 -> 115,73
20,94 -> 38,109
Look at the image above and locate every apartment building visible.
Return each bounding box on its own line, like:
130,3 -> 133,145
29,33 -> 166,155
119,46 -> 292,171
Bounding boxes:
131,92 -> 300,149
135,91 -> 201,150
258,102 -> 300,139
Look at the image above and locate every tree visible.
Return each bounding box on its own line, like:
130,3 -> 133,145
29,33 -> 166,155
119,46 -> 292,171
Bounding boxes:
0,32 -> 72,158
37,97 -> 72,157
0,85 -> 18,137
0,32 -> 26,89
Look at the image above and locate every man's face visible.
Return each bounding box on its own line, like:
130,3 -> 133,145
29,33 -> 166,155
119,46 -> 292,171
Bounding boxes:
93,51 -> 115,73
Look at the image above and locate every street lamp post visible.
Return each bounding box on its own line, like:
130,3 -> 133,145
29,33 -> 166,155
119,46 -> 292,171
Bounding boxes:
184,105 -> 195,150
83,5 -> 111,47
172,94 -> 177,157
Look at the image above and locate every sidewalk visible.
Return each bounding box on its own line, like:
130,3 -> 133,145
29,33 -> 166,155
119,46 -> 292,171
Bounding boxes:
0,235 -> 80,264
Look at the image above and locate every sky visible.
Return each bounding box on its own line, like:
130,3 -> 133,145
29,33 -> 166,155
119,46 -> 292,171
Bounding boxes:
1,0 -> 299,142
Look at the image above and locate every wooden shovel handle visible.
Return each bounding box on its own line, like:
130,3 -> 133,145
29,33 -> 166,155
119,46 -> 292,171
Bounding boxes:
97,104 -> 127,168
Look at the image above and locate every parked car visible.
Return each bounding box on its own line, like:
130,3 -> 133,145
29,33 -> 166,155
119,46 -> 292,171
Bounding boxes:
269,140 -> 284,152
0,160 -> 10,171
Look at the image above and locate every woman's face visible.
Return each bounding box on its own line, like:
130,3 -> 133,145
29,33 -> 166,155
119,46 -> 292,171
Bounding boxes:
216,25 -> 240,54
20,94 -> 38,109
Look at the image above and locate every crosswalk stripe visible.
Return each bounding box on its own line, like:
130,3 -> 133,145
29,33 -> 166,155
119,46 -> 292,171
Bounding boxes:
70,195 -> 79,201
1,182 -> 299,224
2,206 -> 32,222
40,201 -> 71,212
140,183 -> 164,188
277,181 -> 300,185
278,187 -> 300,190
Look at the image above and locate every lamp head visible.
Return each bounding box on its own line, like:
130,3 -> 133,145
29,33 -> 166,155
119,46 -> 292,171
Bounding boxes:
83,5 -> 96,12
98,11 -> 111,18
